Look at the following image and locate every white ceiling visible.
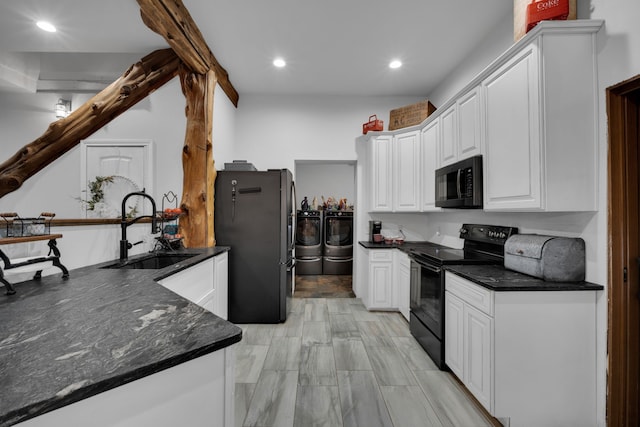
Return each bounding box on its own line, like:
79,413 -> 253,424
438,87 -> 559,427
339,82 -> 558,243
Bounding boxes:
0,0 -> 513,97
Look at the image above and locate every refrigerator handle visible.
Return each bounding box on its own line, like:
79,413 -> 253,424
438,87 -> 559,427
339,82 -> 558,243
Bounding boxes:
291,181 -> 297,249
231,179 -> 237,222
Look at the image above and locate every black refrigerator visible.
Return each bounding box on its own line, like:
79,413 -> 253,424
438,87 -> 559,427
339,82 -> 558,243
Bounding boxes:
214,169 -> 295,323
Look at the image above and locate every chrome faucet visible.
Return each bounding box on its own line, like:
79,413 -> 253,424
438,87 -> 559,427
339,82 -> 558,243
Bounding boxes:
120,190 -> 160,260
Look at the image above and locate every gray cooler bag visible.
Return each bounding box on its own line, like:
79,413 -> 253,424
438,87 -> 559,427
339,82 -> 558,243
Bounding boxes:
504,234 -> 585,282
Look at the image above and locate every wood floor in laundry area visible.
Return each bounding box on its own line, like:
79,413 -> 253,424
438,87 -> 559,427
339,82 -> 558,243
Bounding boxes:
293,275 -> 355,298
234,297 -> 495,427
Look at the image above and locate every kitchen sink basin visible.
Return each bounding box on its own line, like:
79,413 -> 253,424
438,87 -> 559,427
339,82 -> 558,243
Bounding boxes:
102,253 -> 197,270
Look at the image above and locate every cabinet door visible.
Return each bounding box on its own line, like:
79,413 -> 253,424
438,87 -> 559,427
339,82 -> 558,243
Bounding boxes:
369,135 -> 393,212
395,251 -> 411,321
158,259 -> 214,310
483,44 -> 541,210
464,304 -> 493,412
440,105 -> 457,166
457,87 -> 482,159
213,252 -> 229,320
369,261 -> 393,309
444,291 -> 464,379
394,131 -> 421,212
420,119 -> 441,211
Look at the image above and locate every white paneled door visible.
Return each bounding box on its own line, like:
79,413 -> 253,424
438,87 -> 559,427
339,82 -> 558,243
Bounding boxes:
80,140 -> 153,217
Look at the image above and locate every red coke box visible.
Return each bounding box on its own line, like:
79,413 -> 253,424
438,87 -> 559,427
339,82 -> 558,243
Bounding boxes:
526,0 -> 570,33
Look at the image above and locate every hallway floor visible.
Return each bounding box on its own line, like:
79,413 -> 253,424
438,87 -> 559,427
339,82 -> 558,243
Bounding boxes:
234,297 -> 495,427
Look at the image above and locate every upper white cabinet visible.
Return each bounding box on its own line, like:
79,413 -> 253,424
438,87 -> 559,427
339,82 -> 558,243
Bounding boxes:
368,135 -> 393,212
482,21 -> 601,211
393,130 -> 421,211
368,131 -> 422,213
457,88 -> 483,161
439,87 -> 482,168
439,105 -> 457,166
420,119 -> 441,211
359,20 -> 603,213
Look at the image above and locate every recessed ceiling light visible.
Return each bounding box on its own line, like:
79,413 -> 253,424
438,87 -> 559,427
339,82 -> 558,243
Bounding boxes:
36,21 -> 57,33
389,60 -> 402,69
273,58 -> 286,68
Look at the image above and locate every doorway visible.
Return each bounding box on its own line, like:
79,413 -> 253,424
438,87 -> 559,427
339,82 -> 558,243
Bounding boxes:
607,74 -> 640,426
294,160 -> 356,298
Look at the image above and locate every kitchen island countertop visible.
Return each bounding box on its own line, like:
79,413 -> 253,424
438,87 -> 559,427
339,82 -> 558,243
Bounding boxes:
0,246 -> 240,426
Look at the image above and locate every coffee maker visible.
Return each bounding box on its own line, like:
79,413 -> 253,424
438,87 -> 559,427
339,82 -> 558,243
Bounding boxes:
369,220 -> 382,242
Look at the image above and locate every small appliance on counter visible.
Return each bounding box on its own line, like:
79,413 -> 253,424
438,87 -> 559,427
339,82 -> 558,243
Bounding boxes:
504,234 -> 586,281
369,220 -> 382,242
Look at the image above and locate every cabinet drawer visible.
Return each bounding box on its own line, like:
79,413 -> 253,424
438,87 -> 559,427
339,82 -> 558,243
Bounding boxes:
369,250 -> 393,261
445,272 -> 494,316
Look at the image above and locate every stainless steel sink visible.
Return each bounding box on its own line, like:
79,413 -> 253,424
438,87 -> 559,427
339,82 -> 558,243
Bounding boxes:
102,253 -> 197,270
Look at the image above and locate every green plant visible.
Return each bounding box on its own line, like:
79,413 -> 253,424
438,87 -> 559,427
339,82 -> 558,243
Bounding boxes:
80,175 -> 114,211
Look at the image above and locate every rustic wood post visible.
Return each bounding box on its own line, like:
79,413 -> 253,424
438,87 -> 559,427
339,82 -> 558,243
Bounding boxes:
178,66 -> 216,247
0,49 -> 180,198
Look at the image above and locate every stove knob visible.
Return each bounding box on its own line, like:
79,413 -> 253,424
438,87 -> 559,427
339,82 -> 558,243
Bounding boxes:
459,227 -> 468,235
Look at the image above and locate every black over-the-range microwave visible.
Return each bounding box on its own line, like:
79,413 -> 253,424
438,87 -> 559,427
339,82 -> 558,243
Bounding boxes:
435,155 -> 483,208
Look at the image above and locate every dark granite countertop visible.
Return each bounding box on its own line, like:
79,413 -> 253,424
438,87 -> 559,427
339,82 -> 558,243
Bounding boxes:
0,247 -> 241,427
358,240 -> 444,253
444,264 -> 604,292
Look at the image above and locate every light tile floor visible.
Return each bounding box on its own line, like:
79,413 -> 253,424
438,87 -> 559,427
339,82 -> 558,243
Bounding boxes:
234,297 -> 495,427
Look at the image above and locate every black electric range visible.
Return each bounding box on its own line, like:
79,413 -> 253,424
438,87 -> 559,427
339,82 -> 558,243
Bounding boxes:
408,224 -> 518,369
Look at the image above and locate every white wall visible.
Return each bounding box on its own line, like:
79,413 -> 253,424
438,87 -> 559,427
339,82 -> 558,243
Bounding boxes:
295,162 -> 355,210
0,79 -> 236,217
0,79 -> 236,274
233,94 -> 424,173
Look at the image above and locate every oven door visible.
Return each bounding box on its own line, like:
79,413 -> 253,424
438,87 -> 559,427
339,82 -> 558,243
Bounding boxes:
409,257 -> 444,339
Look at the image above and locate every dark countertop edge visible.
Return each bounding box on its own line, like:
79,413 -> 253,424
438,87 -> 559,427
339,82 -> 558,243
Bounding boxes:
358,240 -> 421,250
444,265 -> 605,292
2,333 -> 242,426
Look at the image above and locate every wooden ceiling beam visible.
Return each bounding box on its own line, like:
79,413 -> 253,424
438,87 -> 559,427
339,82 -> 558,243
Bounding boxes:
137,0 -> 239,107
0,49 -> 180,198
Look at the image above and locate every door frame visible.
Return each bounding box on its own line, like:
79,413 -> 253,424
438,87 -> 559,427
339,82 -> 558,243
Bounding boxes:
607,74 -> 640,426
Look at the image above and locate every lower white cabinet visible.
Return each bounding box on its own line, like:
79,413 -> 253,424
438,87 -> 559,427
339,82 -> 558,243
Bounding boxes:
395,250 -> 411,321
361,248 -> 410,317
366,249 -> 394,309
444,271 -> 598,427
214,252 -> 229,320
158,252 -> 228,319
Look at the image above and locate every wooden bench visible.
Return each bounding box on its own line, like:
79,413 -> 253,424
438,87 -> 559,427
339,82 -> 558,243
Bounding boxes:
0,234 -> 69,295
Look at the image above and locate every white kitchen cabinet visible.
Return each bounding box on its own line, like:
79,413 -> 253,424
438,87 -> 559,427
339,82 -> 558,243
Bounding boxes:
444,271 -> 598,427
214,251 -> 229,320
158,253 -> 229,319
456,87 -> 482,160
361,248 -> 396,310
439,87 -> 482,168
482,21 -> 601,211
444,291 -> 464,379
368,135 -> 393,212
420,118 -> 441,211
394,250 -> 411,321
393,130 -> 421,211
439,104 -> 457,166
463,303 -> 492,410
367,249 -> 394,309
